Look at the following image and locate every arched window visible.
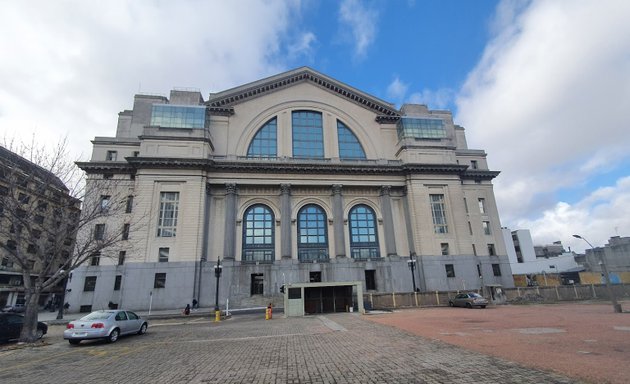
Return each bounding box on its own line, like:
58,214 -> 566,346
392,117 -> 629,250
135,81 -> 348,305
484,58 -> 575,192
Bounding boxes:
297,204 -> 329,262
348,205 -> 380,259
242,205 -> 275,262
337,121 -> 366,159
247,118 -> 277,158
292,111 -> 323,158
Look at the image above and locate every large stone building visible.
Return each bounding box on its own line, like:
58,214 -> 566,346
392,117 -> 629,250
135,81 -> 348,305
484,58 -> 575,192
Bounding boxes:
66,67 -> 513,313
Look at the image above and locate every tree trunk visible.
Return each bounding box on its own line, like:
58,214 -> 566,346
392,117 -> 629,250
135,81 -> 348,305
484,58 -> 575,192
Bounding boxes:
19,288 -> 42,343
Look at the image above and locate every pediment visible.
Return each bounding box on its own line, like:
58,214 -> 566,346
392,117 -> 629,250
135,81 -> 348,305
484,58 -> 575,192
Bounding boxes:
206,67 -> 401,122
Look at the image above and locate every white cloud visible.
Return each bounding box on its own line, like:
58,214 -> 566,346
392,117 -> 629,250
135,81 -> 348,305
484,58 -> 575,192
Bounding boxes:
288,32 -> 317,60
386,76 -> 408,102
0,0 -> 300,160
338,0 -> 379,59
408,88 -> 455,110
516,176 -> 630,253
456,0 -> 630,244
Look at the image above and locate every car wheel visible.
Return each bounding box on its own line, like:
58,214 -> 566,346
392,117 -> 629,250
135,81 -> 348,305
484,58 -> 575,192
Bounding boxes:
466,303 -> 473,309
36,328 -> 44,339
107,328 -> 120,343
448,301 -> 454,307
69,340 -> 80,345
137,323 -> 148,335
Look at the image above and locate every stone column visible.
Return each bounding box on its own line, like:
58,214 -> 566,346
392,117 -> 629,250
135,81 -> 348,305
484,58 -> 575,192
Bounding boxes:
332,184 -> 346,258
223,183 -> 237,260
280,184 -> 292,259
402,186 -> 425,291
380,186 -> 397,257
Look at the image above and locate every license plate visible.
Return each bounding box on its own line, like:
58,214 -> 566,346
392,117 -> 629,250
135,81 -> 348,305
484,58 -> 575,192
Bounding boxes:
73,332 -> 87,337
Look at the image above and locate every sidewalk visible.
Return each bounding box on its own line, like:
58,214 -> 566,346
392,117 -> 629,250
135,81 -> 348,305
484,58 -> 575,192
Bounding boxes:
37,306 -> 272,325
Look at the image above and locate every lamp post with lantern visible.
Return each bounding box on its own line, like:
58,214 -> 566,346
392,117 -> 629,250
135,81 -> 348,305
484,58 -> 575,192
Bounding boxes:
214,258 -> 223,322
407,257 -> 417,292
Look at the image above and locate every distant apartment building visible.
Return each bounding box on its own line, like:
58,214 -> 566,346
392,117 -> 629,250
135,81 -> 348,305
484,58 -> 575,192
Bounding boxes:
66,67 -> 514,313
0,146 -> 80,309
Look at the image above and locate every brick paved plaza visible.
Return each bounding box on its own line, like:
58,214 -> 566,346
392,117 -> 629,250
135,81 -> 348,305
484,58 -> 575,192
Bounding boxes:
0,312 -> 578,384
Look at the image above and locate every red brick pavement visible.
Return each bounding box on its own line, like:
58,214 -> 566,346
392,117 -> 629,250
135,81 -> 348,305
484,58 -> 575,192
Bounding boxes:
366,300 -> 630,384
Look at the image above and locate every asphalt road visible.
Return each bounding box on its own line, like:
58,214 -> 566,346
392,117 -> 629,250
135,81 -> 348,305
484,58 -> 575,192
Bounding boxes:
0,311 -> 578,384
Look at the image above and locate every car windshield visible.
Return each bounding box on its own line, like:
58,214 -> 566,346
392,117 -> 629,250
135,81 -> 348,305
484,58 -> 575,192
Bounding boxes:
469,293 -> 482,298
80,311 -> 114,321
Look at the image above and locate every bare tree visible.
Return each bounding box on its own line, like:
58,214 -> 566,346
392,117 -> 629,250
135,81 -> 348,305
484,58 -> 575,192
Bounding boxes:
0,138 -> 136,343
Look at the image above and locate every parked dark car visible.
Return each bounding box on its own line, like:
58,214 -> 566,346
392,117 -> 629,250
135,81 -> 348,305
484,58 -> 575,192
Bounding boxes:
64,310 -> 148,345
0,313 -> 48,342
2,304 -> 26,313
448,292 -> 489,308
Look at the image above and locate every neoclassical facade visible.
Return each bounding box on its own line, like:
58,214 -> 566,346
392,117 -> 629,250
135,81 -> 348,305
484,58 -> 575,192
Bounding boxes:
66,67 -> 513,313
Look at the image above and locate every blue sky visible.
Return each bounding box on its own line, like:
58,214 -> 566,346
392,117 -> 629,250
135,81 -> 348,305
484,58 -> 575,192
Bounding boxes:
1,0 -> 629,252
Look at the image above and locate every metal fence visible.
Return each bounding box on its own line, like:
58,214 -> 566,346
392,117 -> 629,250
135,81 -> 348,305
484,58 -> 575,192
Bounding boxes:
363,283 -> 630,310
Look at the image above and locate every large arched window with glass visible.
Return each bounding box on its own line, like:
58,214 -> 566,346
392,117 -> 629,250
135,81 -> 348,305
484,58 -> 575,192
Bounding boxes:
247,118 -> 277,158
297,204 -> 329,262
337,121 -> 366,159
242,205 -> 275,262
292,111 -> 323,158
348,204 -> 380,259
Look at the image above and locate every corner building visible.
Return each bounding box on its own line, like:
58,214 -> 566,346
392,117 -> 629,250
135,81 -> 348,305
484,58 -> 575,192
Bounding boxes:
67,67 -> 513,313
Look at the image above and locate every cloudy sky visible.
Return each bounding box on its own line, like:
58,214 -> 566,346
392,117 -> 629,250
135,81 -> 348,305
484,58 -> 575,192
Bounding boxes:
1,0 -> 629,252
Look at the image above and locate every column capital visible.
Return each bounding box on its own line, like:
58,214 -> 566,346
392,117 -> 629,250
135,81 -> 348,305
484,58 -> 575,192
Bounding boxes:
225,183 -> 237,194
379,185 -> 392,196
280,184 -> 291,195
332,184 -> 343,195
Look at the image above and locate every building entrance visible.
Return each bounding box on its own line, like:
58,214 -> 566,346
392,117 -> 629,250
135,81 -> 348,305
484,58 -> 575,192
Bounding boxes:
304,286 -> 353,314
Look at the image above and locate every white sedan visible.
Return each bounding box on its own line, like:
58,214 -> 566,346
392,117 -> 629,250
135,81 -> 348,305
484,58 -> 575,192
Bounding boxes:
63,310 -> 148,345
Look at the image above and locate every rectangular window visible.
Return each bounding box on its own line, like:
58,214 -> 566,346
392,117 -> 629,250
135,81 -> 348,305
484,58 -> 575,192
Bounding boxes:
106,151 -> 118,161
154,273 -> 166,288
478,198 -> 486,214
430,194 -> 448,234
84,276 -> 97,292
463,197 -> 468,213
150,104 -> 206,129
292,111 -> 324,158
309,271 -> 321,282
468,222 -> 473,235
492,264 -> 502,276
288,288 -> 302,299
396,117 -> 446,140
158,247 -> 169,262
125,195 -> 134,213
472,244 -> 477,256
90,253 -> 100,266
94,224 -> 105,240
445,264 -> 455,278
80,305 -> 93,313
471,160 -> 478,169
114,275 -> 122,290
122,224 -> 130,240
483,221 -> 491,235
100,195 -> 111,212
441,243 -> 450,255
487,244 -> 496,256
365,270 -> 376,290
157,192 -> 179,237
118,251 -> 126,265
251,273 -> 264,295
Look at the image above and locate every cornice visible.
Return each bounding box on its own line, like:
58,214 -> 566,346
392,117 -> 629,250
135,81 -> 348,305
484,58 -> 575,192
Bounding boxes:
76,157 -> 499,180
206,67 -> 400,120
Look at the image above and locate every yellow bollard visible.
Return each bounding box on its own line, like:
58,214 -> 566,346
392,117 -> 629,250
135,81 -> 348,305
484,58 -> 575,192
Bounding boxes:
215,309 -> 221,322
265,304 -> 272,320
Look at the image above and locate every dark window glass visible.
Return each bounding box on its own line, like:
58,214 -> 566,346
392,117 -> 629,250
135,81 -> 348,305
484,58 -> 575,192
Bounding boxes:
445,264 -> 455,278
118,251 -> 126,265
288,288 -> 301,299
122,224 -> 130,240
297,204 -> 328,262
242,205 -> 274,262
251,273 -> 264,295
90,253 -> 100,266
492,264 -> 501,276
309,272 -> 321,282
337,121 -> 366,159
247,118 -> 277,158
151,104 -> 206,129
154,273 -> 166,288
158,248 -> 169,262
441,243 -> 449,255
84,276 -> 97,291
349,205 -> 379,259
430,194 -> 448,234
114,275 -> 122,290
488,244 -> 496,256
292,111 -> 323,158
126,195 -> 134,213
94,224 -> 105,240
365,270 -> 376,290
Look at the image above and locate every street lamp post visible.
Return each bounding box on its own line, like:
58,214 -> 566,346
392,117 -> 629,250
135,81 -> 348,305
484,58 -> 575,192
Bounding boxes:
214,258 -> 223,322
407,257 -> 417,292
573,234 -> 622,313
